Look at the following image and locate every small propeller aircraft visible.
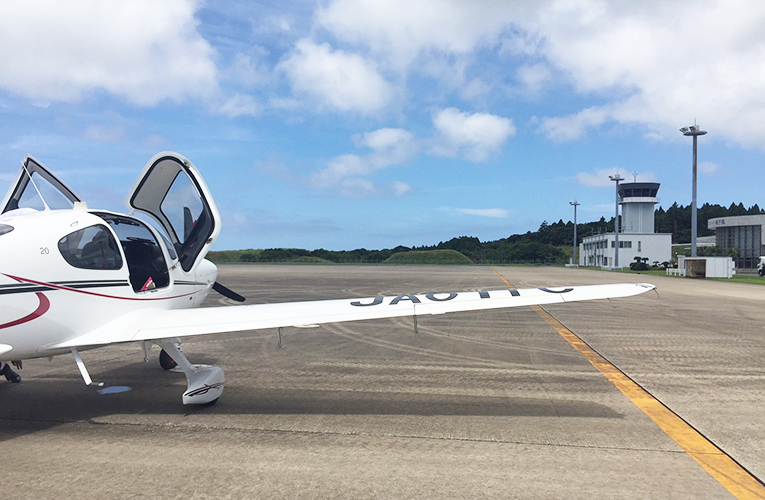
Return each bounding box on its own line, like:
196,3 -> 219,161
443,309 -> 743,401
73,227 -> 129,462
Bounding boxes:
0,152 -> 655,404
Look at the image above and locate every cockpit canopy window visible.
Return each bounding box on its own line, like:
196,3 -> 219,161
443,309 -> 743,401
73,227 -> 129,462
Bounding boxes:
58,224 -> 123,270
0,224 -> 13,236
2,157 -> 82,214
96,213 -> 170,292
128,156 -> 215,273
161,172 -> 205,247
16,171 -> 76,211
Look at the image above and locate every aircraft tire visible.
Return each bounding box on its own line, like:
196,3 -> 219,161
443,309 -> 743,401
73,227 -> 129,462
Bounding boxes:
159,349 -> 178,370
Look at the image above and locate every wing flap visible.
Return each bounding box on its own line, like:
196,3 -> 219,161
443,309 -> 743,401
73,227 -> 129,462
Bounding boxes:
52,283 -> 654,349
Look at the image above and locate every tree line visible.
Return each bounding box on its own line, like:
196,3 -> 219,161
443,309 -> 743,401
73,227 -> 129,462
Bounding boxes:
212,202 -> 763,265
655,202 -> 764,243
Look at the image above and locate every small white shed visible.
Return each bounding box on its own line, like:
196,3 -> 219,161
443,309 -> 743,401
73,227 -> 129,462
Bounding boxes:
677,256 -> 736,278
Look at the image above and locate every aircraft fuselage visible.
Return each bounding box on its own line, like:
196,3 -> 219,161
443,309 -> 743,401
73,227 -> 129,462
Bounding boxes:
0,208 -> 217,360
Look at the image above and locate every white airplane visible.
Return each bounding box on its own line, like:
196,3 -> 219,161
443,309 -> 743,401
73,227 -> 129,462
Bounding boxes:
0,152 -> 655,404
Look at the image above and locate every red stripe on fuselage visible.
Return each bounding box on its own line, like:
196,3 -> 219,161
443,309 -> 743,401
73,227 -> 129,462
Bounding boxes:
1,274 -> 200,302
0,275 -> 53,330
0,291 -> 50,330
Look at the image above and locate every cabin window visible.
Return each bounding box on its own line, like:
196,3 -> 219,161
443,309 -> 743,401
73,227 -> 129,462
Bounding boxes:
58,225 -> 123,270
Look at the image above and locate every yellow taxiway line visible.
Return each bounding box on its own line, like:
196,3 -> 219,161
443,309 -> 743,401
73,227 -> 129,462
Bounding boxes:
492,268 -> 765,500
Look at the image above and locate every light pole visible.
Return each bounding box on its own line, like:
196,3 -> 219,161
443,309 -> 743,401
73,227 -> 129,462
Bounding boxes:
570,201 -> 579,266
609,174 -> 624,268
680,124 -> 707,257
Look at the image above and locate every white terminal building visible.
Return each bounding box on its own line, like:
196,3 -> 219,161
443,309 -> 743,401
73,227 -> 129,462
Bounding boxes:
579,182 -> 672,268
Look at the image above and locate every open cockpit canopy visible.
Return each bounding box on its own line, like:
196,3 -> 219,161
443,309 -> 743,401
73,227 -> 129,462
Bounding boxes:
1,156 -> 82,214
126,152 -> 220,273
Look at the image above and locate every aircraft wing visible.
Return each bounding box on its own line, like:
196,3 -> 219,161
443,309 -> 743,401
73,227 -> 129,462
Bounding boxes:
52,282 -> 655,349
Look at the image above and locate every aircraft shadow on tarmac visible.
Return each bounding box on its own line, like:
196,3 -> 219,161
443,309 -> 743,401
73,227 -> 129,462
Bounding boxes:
0,356 -> 623,442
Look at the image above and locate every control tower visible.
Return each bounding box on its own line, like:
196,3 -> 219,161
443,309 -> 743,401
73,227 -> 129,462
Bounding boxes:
618,182 -> 660,234
580,180 -> 670,268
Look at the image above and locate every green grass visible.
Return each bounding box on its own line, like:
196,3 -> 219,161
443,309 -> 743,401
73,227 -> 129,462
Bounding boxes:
672,244 -> 691,257
206,250 -> 336,264
290,256 -> 334,264
207,249 -> 260,263
613,266 -> 765,285
710,274 -> 765,285
383,249 -> 474,265
612,268 -> 672,276
208,248 -> 476,265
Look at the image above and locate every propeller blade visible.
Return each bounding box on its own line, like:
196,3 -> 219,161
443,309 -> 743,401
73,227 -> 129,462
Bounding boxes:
212,281 -> 246,302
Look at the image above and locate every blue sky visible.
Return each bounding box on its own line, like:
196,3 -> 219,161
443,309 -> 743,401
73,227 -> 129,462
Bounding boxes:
1,0 -> 764,250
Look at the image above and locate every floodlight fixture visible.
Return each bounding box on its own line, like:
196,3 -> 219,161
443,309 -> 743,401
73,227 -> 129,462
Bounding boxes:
680,125 -> 707,137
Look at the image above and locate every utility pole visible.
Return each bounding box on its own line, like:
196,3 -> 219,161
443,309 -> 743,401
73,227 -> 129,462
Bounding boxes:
570,201 -> 579,266
609,174 -> 624,268
680,124 -> 707,257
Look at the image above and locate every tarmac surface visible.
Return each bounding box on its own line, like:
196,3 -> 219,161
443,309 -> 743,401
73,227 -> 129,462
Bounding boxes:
1,264 -> 765,499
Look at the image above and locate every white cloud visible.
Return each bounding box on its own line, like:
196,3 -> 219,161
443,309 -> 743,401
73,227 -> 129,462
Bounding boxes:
391,181 -> 412,197
699,161 -> 722,175
313,0 -> 528,102
462,78 -> 492,100
456,208 -> 509,218
315,0 -> 523,70
142,134 -> 168,150
313,0 -> 765,147
219,94 -> 261,118
354,128 -> 418,163
309,128 -> 419,197
537,106 -> 610,142
636,172 -> 658,183
279,39 -> 394,114
251,15 -> 294,36
576,168 -> 658,188
530,0 -> 765,147
431,108 -> 516,162
84,125 -> 126,143
224,52 -> 273,88
516,63 -> 552,94
0,0 -> 218,105
269,97 -> 301,110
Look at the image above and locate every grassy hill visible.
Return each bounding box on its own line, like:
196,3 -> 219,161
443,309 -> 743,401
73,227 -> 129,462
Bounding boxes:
383,249 -> 474,265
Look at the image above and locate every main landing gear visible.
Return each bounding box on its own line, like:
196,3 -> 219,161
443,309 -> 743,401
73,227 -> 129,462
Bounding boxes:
155,338 -> 225,405
159,348 -> 178,370
0,363 -> 20,383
